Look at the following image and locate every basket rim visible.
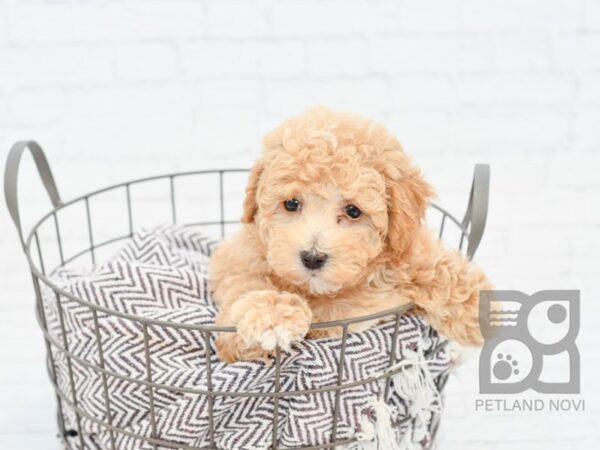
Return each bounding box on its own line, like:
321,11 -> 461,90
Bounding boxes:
24,168 -> 469,332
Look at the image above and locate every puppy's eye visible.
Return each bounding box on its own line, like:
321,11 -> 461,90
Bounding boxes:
345,204 -> 362,219
283,198 -> 301,212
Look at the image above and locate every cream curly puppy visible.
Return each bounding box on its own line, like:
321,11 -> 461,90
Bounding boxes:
210,107 -> 490,363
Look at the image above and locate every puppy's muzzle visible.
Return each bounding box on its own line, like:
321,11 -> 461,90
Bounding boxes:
300,250 -> 328,270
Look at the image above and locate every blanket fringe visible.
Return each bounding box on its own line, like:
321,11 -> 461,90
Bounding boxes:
393,343 -> 442,417
346,340 -> 443,450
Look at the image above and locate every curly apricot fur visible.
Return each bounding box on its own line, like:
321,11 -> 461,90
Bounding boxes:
211,107 -> 491,362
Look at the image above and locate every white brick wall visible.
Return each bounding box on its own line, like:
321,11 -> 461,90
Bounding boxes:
0,0 -> 598,449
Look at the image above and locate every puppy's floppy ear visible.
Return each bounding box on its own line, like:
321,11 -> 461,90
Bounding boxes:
383,152 -> 433,264
241,160 -> 264,223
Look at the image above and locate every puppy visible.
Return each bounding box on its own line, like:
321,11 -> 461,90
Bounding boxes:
210,107 -> 491,363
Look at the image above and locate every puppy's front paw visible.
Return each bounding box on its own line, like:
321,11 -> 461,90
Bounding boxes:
232,290 -> 313,353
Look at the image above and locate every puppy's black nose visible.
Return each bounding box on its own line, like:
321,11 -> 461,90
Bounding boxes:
300,250 -> 328,270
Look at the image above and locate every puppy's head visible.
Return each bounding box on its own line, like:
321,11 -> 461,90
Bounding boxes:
242,107 -> 433,295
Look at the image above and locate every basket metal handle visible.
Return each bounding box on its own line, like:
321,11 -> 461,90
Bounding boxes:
4,140 -> 62,251
462,163 -> 490,259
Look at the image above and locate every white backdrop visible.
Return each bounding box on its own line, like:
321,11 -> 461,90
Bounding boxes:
1,1 -> 599,449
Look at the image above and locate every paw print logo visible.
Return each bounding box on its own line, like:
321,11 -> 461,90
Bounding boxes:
479,290 -> 580,394
485,340 -> 531,385
493,353 -> 519,380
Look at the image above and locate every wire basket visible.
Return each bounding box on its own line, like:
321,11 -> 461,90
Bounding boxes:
4,141 -> 490,450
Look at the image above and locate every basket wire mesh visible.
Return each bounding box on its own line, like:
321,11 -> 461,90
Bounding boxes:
4,141 -> 489,450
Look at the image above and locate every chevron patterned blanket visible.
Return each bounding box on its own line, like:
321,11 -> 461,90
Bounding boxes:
43,226 -> 451,450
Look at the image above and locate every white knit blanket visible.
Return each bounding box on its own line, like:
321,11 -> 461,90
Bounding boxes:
42,226 -> 450,450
